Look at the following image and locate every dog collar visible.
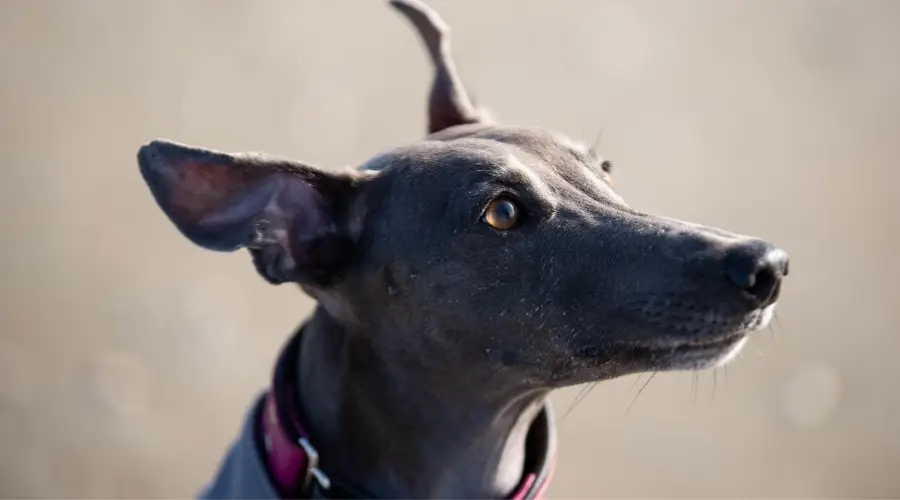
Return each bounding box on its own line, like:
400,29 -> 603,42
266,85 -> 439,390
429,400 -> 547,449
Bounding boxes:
258,331 -> 557,499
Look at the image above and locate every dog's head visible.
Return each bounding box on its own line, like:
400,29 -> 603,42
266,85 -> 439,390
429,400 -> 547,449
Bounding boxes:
138,0 -> 788,390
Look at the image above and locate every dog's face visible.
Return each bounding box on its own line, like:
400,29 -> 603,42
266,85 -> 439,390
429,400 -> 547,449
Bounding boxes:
340,124 -> 785,387
137,0 -> 787,391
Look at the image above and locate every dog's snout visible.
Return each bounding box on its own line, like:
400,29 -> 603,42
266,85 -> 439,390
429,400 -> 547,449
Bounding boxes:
723,240 -> 789,306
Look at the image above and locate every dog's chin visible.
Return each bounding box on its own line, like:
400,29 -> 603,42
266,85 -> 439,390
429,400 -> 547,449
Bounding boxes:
624,303 -> 777,372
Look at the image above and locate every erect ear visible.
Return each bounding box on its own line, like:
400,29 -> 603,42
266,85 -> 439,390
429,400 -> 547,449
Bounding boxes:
137,139 -> 362,286
390,0 -> 489,134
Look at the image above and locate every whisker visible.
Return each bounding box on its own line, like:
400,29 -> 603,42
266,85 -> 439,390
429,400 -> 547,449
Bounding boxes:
691,371 -> 699,405
582,382 -> 600,404
688,372 -> 697,404
591,126 -> 605,153
564,382 -> 593,418
774,312 -> 783,331
710,369 -> 718,404
571,382 -> 600,417
630,373 -> 645,390
626,371 -> 657,414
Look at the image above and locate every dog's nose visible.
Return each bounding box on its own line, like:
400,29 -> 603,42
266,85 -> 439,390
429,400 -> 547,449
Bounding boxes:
723,239 -> 789,306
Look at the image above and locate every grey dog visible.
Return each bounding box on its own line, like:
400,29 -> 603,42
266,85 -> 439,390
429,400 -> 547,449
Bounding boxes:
136,0 -> 789,498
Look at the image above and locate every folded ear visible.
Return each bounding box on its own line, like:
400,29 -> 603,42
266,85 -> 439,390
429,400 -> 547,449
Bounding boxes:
390,0 -> 489,134
137,139 -> 360,286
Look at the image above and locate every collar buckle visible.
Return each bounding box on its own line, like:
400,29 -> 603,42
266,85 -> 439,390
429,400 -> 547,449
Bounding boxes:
298,436 -> 332,493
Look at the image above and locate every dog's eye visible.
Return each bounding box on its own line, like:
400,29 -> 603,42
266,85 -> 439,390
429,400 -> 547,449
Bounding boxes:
483,197 -> 520,230
600,160 -> 613,174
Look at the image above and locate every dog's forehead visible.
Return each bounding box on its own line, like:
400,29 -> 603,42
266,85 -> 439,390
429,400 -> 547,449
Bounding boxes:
448,125 -> 595,159
356,125 -> 619,213
361,125 -> 603,183
427,125 -> 599,168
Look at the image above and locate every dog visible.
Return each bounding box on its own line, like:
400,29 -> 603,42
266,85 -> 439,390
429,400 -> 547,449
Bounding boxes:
136,0 -> 789,498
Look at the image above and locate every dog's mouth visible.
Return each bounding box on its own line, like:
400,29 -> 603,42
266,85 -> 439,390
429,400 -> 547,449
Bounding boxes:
618,304 -> 777,371
622,331 -> 748,370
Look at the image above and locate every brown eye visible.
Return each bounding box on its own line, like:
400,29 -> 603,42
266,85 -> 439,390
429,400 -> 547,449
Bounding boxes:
483,198 -> 520,230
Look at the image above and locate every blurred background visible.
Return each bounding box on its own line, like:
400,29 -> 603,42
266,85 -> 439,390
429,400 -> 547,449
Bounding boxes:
1,0 -> 898,497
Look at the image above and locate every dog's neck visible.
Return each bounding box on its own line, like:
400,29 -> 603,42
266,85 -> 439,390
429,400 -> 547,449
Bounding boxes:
290,307 -> 552,498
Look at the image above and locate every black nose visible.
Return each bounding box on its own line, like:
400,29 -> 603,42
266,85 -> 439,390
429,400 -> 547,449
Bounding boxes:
723,239 -> 789,306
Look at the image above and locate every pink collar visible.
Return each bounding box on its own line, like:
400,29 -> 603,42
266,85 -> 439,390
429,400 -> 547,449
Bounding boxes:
257,332 -> 557,499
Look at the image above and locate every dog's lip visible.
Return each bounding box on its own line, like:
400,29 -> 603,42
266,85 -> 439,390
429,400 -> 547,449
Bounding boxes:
623,331 -> 748,353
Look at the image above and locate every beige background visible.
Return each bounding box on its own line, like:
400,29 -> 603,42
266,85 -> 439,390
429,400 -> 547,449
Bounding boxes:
1,0 -> 898,497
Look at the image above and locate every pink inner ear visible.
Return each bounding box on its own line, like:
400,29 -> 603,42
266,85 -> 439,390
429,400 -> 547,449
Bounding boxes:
166,159 -> 265,224
140,139 -> 350,267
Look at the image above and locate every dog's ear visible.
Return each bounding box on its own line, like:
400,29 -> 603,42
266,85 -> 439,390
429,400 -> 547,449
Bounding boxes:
137,139 -> 361,286
390,0 -> 488,134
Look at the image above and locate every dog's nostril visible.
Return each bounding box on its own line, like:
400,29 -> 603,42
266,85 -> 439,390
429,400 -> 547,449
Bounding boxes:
746,265 -> 777,302
724,240 -> 789,306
